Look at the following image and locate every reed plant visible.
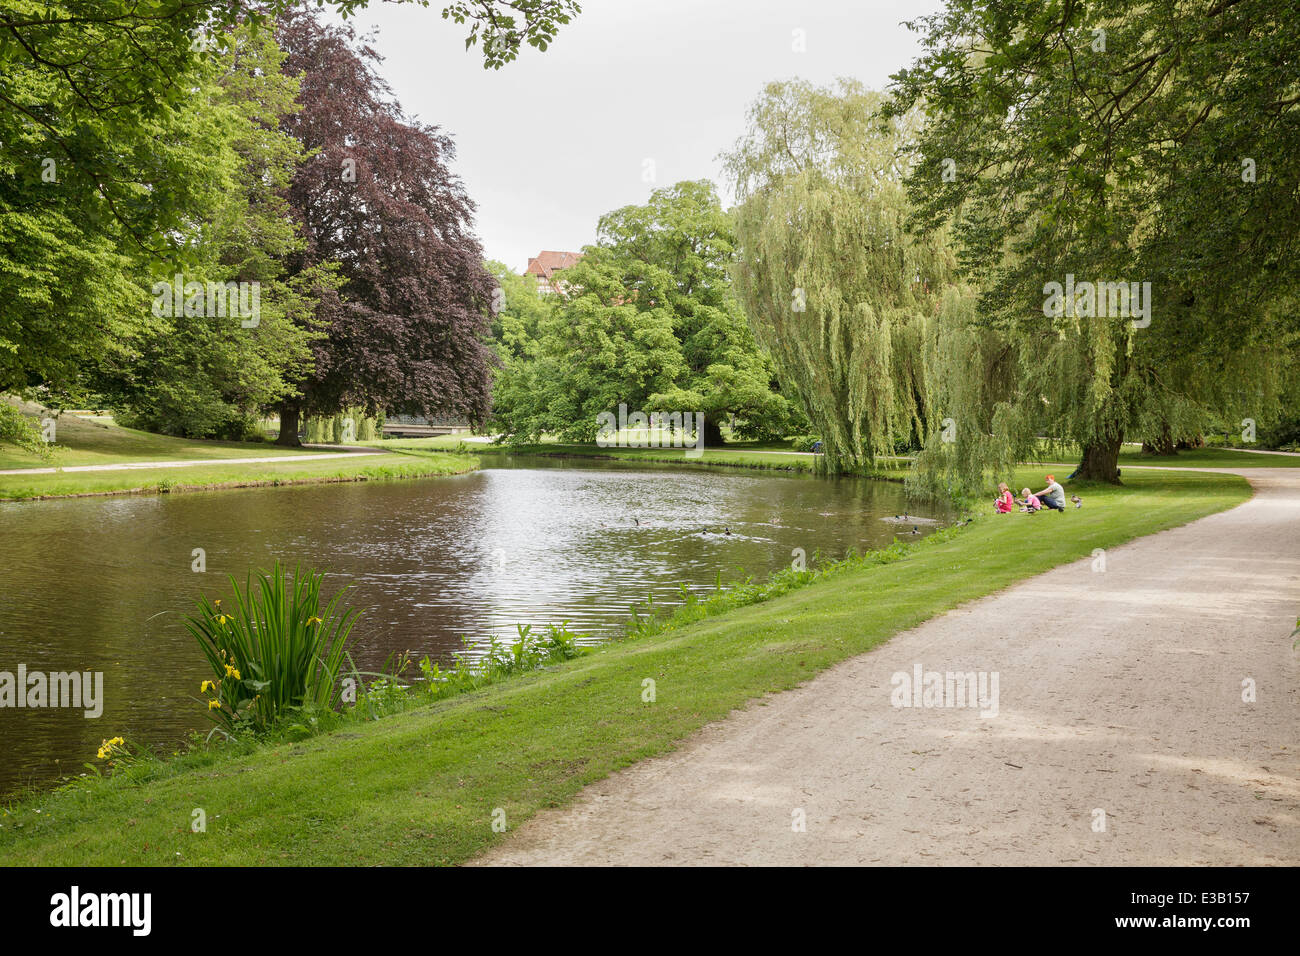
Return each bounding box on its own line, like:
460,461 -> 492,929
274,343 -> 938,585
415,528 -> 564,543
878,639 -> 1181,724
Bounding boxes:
186,561 -> 359,733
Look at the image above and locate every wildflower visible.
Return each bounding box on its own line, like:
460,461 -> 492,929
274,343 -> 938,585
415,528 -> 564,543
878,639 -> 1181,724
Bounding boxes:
96,736 -> 125,760
216,614 -> 229,626
200,680 -> 214,693
208,699 -> 222,710
224,664 -> 241,679
306,616 -> 323,627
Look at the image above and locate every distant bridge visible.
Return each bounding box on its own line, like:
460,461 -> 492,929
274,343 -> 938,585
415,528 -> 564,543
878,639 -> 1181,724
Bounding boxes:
382,414 -> 472,438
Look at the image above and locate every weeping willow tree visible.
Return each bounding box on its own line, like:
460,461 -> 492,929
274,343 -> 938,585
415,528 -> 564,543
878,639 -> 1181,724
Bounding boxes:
721,80 -> 958,474
907,285 -> 1026,500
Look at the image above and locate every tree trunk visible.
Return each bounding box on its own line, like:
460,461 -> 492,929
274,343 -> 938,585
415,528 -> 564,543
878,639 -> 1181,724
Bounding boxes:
1075,435 -> 1123,483
699,414 -> 725,448
1141,423 -> 1177,456
276,402 -> 302,447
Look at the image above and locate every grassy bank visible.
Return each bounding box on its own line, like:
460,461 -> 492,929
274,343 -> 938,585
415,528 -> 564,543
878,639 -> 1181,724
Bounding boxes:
0,466 -> 1250,865
1115,447 -> 1300,469
0,404 -> 479,499
0,451 -> 478,501
393,438 -> 913,479
0,404 -> 322,471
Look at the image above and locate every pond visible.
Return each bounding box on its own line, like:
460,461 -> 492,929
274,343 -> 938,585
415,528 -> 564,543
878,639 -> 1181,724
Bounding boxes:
0,457 -> 946,796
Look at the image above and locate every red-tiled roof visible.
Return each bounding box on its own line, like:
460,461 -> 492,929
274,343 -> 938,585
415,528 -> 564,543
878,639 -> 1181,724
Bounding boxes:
524,250 -> 582,279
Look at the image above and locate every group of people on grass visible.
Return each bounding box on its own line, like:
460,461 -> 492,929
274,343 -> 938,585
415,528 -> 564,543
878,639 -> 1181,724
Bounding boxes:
995,475 -> 1071,514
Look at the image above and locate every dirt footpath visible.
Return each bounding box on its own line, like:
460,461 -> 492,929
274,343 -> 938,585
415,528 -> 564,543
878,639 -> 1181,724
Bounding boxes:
473,468 -> 1300,866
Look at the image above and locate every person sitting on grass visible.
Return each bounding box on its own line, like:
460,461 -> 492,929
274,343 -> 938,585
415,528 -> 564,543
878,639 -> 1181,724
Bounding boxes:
1019,488 -> 1042,512
994,482 -> 1015,513
1034,474 -> 1067,512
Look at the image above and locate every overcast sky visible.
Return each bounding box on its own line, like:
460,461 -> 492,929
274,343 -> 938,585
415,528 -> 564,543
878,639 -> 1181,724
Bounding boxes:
329,0 -> 944,273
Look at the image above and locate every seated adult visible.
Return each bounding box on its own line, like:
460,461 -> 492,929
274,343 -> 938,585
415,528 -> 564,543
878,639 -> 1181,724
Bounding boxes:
1035,474 -> 1067,512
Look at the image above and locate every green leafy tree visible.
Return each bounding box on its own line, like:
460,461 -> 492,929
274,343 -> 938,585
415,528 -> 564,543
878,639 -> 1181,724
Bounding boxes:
0,0 -> 578,446
491,181 -> 794,444
90,25 -> 327,438
888,0 -> 1300,480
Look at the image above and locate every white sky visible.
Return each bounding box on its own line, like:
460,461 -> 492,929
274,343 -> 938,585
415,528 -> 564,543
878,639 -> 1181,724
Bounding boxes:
330,0 -> 944,273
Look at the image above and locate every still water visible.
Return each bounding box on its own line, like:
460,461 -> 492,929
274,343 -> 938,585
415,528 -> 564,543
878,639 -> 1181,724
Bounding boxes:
0,458 -> 943,795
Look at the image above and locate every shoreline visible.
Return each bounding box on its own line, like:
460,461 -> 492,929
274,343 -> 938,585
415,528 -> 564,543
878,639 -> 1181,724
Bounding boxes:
466,443 -> 912,480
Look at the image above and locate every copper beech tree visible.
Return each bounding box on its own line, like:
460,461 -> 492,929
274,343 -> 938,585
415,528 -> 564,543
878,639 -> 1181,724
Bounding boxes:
273,10 -> 496,444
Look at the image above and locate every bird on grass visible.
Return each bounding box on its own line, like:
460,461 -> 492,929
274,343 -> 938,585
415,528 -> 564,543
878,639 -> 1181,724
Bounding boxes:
1071,495 -> 1083,508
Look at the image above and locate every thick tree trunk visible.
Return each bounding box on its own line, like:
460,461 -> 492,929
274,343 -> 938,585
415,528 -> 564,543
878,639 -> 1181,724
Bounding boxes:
699,414 -> 725,448
276,403 -> 302,447
1075,436 -> 1124,483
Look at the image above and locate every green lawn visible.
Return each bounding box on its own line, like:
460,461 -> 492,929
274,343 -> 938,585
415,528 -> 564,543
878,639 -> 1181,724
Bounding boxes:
0,402 -> 322,471
0,466 -> 1250,865
0,451 -> 478,500
1116,447 -> 1300,469
1028,438 -> 1300,470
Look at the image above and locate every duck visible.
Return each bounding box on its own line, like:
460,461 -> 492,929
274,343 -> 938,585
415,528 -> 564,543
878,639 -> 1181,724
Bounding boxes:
1071,495 -> 1083,508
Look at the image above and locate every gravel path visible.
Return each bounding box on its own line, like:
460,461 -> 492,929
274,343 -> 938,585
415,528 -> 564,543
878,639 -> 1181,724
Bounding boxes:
474,467 -> 1300,866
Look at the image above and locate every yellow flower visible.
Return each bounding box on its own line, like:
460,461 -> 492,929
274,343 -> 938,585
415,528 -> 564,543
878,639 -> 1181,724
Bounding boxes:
208,699 -> 222,710
224,664 -> 241,679
200,680 -> 214,693
216,614 -> 229,626
306,616 -> 322,627
96,737 -> 125,760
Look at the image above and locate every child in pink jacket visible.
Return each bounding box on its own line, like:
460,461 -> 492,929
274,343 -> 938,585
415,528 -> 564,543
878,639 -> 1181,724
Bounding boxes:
994,482 -> 1014,513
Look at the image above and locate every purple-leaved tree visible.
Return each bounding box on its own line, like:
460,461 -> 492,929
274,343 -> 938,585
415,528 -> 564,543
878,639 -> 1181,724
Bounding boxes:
274,10 -> 495,445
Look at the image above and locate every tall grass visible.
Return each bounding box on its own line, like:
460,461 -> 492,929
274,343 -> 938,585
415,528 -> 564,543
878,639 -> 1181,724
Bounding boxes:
185,562 -> 358,733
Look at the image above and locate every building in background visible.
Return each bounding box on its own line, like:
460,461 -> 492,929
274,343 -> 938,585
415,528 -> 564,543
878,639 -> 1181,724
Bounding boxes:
524,250 -> 583,295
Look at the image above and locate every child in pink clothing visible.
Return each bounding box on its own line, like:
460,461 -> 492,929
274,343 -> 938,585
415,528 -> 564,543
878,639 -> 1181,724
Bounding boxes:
994,482 -> 1014,513
1020,488 -> 1042,512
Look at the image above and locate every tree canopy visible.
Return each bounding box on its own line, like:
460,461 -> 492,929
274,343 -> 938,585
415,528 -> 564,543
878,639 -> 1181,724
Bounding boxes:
888,0 -> 1300,481
273,10 -> 496,444
489,181 -> 798,445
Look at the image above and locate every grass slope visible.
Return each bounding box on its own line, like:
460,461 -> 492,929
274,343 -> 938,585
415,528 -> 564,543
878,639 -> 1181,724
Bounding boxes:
0,467 -> 1249,865
0,404 -> 320,471
0,452 -> 478,501
1115,447 -> 1300,469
